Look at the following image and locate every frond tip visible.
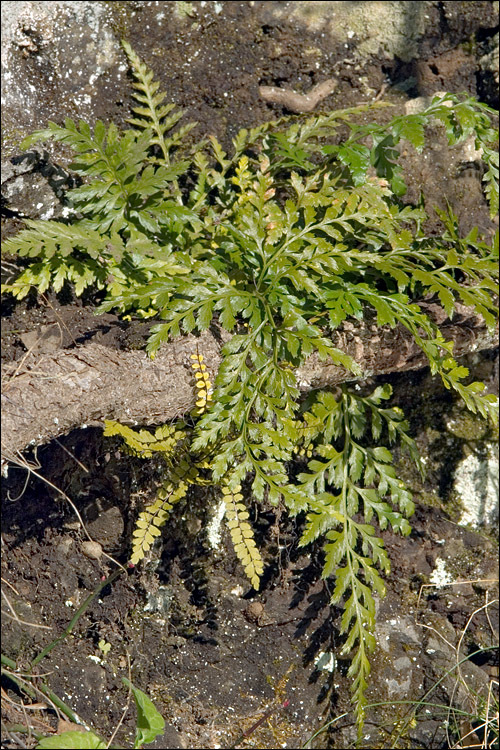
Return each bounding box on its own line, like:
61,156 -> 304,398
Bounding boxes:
130,478 -> 189,565
221,483 -> 264,590
130,496 -> 171,565
122,39 -> 197,166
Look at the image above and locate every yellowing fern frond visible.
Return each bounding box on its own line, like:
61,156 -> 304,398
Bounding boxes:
221,483 -> 263,590
169,453 -> 199,484
130,450 -> 202,565
190,351 -> 213,416
130,479 -> 188,565
103,420 -> 186,458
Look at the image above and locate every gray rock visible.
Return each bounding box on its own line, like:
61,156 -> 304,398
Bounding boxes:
2,1 -> 120,151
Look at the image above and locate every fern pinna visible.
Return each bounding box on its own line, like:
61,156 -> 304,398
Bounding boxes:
2,42 -> 498,735
104,353 -> 263,582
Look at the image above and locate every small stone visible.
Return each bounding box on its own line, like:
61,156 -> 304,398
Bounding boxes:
81,541 -> 103,560
243,601 -> 264,623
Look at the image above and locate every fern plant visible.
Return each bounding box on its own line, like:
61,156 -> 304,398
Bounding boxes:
2,42 -> 498,736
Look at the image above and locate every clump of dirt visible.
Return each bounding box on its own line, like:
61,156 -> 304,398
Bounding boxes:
1,2 -> 498,749
1,293 -> 153,364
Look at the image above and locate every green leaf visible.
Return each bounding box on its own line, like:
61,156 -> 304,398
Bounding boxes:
323,142 -> 371,185
36,731 -> 107,749
391,114 -> 426,152
122,677 -> 165,749
370,132 -> 407,196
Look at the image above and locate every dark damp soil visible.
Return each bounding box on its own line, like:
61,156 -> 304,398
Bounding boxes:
1,2 -> 498,749
2,380 -> 499,750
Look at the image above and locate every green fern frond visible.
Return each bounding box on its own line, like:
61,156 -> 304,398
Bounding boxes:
297,385 -> 418,733
122,40 -> 197,167
221,482 -> 264,590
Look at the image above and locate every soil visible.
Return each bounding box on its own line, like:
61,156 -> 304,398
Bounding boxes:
1,3 -> 498,749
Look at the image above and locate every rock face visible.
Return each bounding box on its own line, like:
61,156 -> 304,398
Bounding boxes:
263,0 -> 429,60
2,1 -> 127,220
2,1 -> 121,150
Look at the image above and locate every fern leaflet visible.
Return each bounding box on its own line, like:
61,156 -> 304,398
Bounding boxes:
221,482 -> 264,590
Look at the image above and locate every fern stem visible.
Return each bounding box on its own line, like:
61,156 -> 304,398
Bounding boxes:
256,219 -> 325,290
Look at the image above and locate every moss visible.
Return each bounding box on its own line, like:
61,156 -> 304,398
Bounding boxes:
102,0 -> 136,41
461,38 -> 479,57
1,126 -> 28,157
174,1 -> 196,21
445,410 -> 494,441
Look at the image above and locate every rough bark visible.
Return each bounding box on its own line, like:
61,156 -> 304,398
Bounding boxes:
1,303 -> 497,461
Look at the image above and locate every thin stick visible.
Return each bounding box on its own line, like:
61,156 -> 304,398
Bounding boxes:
105,653 -> 132,749
1,660 -> 82,726
4,451 -> 126,572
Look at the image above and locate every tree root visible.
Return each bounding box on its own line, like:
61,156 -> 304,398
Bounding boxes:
259,79 -> 338,112
1,303 -> 497,460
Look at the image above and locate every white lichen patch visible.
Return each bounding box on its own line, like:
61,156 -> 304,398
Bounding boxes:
314,651 -> 337,672
206,498 -> 226,549
144,585 -> 173,615
454,444 -> 499,528
429,557 -> 453,588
